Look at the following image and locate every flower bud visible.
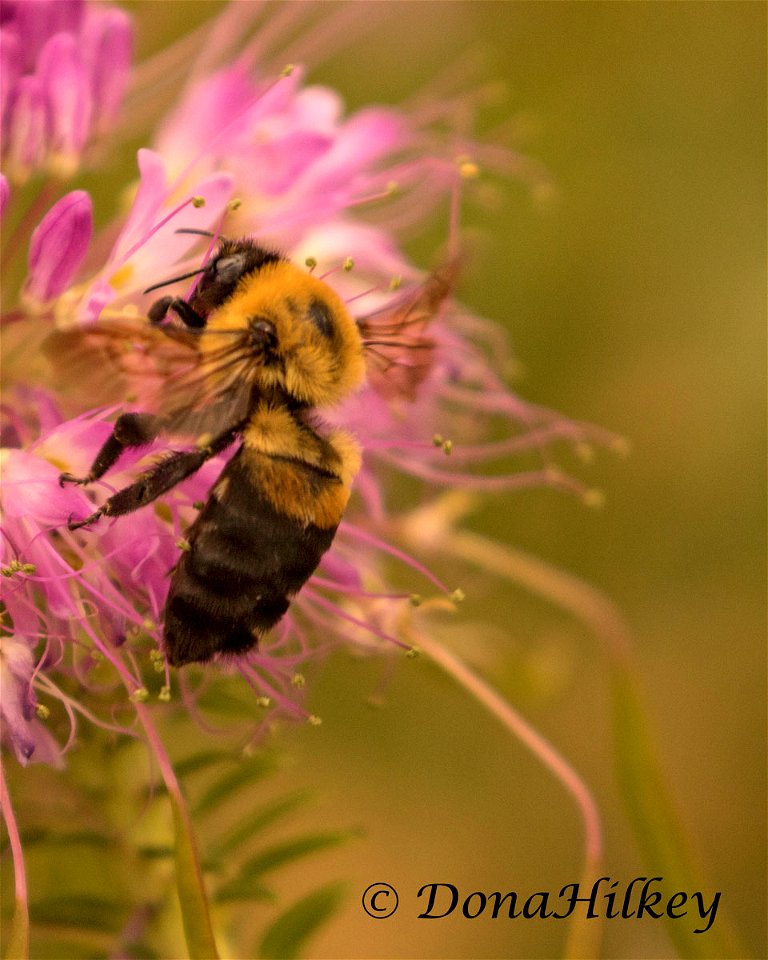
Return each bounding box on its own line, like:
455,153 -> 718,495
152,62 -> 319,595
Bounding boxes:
0,27 -> 21,122
14,0 -> 85,71
81,7 -> 133,133
37,32 -> 92,178
25,190 -> 93,303
4,74 -> 46,184
0,637 -> 36,764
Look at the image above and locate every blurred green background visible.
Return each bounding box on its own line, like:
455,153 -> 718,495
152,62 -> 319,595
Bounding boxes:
12,2 -> 766,958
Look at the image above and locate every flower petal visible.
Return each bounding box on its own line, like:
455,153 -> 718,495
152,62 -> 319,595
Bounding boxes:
37,32 -> 93,176
4,74 -> 47,183
25,190 -> 93,302
80,6 -> 133,132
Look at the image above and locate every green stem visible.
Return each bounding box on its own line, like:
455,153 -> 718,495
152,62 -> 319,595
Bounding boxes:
132,702 -> 220,960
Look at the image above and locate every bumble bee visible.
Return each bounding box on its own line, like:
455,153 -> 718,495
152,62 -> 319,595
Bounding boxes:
58,237 -> 452,667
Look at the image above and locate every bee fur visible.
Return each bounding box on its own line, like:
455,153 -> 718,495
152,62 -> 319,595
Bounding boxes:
63,240 -> 364,666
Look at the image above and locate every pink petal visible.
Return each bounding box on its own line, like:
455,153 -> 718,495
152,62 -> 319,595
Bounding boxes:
4,74 -> 46,181
80,6 -> 133,132
25,190 -> 93,301
37,32 -> 93,173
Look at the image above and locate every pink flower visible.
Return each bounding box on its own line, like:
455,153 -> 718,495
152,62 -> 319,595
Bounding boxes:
0,3 -> 617,764
151,62 -> 416,251
0,0 -> 132,182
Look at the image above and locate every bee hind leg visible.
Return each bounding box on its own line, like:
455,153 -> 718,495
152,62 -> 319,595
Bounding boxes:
59,412 -> 160,487
67,508 -> 105,530
66,423 -> 241,531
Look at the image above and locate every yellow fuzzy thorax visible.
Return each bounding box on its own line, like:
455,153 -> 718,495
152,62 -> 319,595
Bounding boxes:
199,260 -> 365,407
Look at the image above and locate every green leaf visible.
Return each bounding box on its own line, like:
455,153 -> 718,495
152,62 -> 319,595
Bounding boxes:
169,791 -> 219,959
193,683 -> 257,719
210,790 -> 311,859
149,751 -> 234,800
19,829 -> 111,849
27,935 -> 113,960
193,754 -> 278,816
217,831 -> 354,902
118,941 -> 161,960
137,844 -> 175,861
31,895 -> 124,933
174,750 -> 232,779
258,883 -> 348,960
213,882 -> 275,905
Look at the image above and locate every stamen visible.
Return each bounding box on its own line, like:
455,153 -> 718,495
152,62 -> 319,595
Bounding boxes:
338,522 -> 450,594
345,284 -> 385,305
118,194 -> 207,270
373,451 -> 591,495
310,575 -> 410,601
346,181 -> 399,209
238,661 -> 308,719
301,587 -> 411,651
318,258 -> 354,281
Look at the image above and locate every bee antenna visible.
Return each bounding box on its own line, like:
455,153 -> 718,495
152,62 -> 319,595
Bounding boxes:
143,266 -> 207,295
174,228 -> 216,238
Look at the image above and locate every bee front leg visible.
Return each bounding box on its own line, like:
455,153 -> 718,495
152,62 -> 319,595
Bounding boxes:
149,296 -> 206,330
60,412 -> 159,487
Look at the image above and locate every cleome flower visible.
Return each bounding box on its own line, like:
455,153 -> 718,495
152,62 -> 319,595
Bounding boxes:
0,2 -> 617,769
0,0 -> 132,183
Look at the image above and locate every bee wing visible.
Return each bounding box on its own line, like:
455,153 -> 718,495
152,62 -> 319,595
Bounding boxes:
44,317 -> 257,440
153,331 -> 258,438
357,261 -> 457,401
44,317 -> 200,406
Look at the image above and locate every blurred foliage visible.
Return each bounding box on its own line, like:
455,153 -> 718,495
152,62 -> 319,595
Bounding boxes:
1,678 -> 356,959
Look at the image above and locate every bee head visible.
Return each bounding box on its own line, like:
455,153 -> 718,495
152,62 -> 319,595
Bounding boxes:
204,259 -> 365,407
189,240 -> 283,318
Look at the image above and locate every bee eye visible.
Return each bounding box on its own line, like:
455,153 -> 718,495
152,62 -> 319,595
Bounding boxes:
249,317 -> 277,352
214,255 -> 245,282
308,298 -> 334,338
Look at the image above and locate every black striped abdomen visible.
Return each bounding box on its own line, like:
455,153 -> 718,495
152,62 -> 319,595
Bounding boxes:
163,446 -> 339,666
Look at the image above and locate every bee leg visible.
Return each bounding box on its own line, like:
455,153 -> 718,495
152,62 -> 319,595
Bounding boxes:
66,425 -> 241,530
67,508 -> 105,530
59,413 -> 159,487
168,298 -> 206,330
148,296 -> 173,324
66,449 -> 207,530
148,296 -> 205,329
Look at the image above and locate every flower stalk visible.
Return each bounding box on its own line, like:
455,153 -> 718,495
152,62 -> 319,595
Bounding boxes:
0,757 -> 30,960
132,699 -> 220,960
